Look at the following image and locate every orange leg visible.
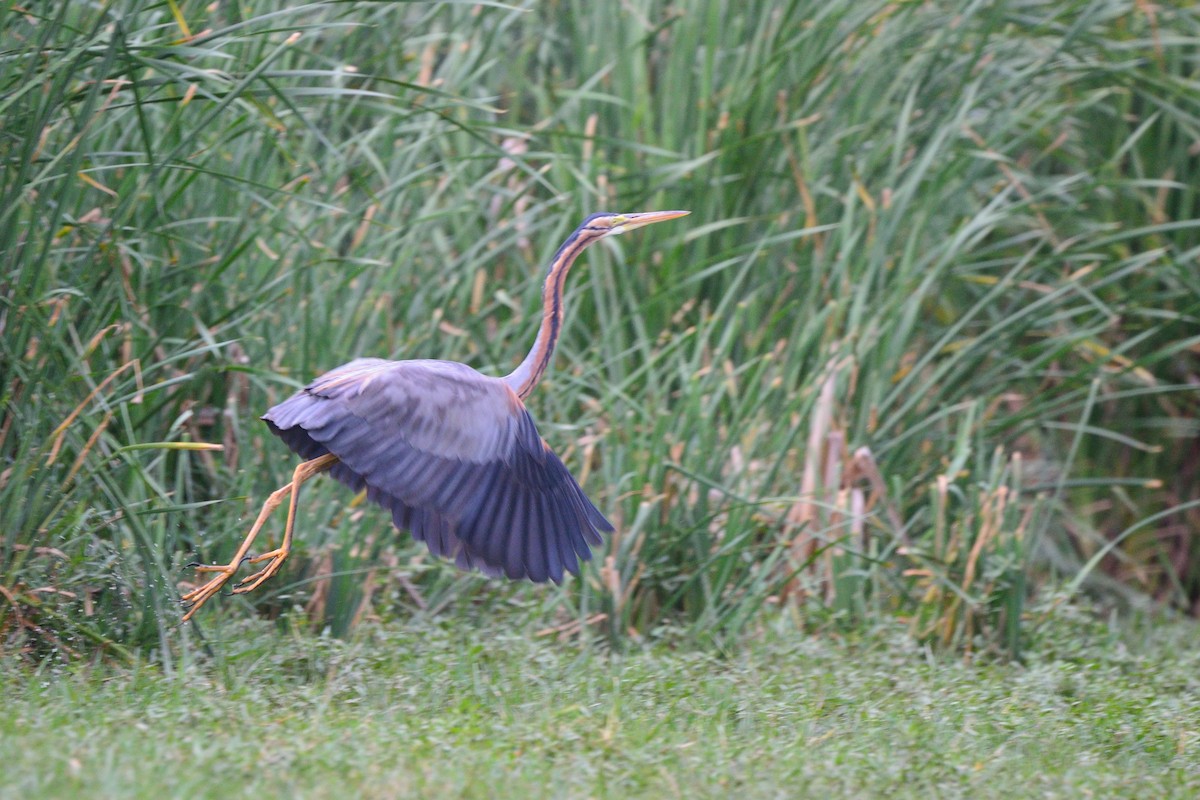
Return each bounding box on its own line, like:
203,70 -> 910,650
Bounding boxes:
180,453 -> 338,622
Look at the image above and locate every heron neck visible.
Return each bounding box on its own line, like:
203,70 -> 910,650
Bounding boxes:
504,230 -> 594,400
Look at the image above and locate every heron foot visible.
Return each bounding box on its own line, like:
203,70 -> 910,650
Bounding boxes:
180,561 -> 242,622
178,453 -> 337,622
231,547 -> 291,595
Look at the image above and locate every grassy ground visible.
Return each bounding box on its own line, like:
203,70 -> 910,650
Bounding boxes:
4,614 -> 1198,799
5,0 -> 1200,659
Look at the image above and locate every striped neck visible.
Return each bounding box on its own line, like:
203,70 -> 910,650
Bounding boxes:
503,226 -> 600,400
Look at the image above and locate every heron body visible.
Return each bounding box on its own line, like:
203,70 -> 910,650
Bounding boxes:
182,209 -> 688,619
263,357 -> 609,583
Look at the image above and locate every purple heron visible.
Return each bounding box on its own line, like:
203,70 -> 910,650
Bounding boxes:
181,209 -> 689,620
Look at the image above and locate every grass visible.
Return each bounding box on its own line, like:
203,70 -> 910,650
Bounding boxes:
3,613 -> 1199,798
3,0 -> 1199,661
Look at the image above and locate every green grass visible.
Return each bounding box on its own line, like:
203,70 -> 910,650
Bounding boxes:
3,0 -> 1200,660
3,614 -> 1199,798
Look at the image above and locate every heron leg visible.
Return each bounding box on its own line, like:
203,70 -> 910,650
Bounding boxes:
180,453 -> 338,621
230,453 -> 337,595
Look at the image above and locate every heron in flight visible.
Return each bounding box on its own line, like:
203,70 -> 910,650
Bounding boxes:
181,209 -> 689,620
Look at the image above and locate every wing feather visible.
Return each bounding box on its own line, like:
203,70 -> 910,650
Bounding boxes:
521,493 -> 546,583
494,485 -> 524,573
552,494 -> 579,576
540,493 -> 566,584
459,460 -> 500,522
565,489 -> 595,557
262,358 -> 612,583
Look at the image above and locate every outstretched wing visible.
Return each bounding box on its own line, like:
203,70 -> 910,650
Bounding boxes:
262,358 -> 612,583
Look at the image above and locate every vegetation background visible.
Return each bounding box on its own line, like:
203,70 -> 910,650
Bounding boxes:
4,0 -> 1200,795
3,0 -> 1199,660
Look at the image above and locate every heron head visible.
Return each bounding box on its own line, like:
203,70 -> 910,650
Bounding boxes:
584,209 -> 690,237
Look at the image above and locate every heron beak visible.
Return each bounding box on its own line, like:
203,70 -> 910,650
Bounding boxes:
611,209 -> 690,235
